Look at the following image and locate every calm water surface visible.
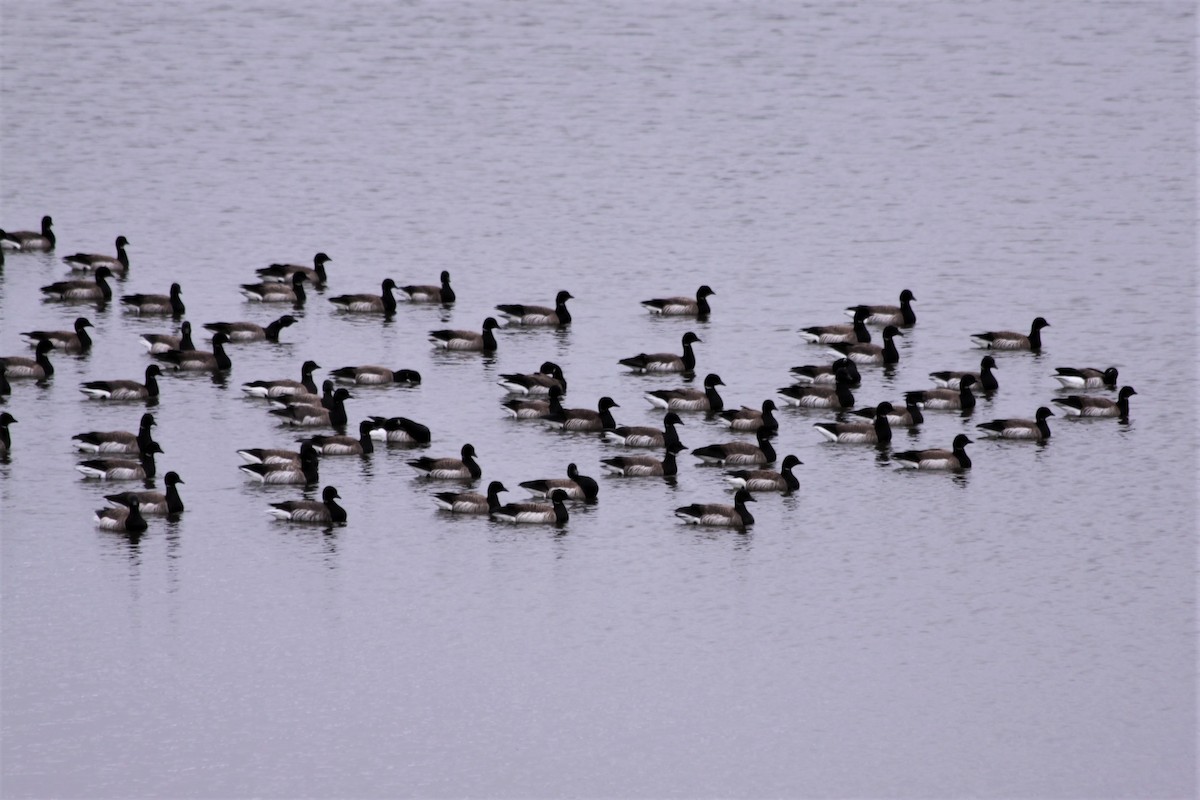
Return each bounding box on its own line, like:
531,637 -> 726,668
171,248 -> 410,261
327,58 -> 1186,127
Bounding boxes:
1,1 -> 1195,797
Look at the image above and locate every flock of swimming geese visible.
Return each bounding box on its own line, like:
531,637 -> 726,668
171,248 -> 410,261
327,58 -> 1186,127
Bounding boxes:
1,215 -> 1136,532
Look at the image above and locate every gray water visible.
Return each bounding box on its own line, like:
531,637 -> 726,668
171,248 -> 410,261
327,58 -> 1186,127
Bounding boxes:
1,1 -> 1196,797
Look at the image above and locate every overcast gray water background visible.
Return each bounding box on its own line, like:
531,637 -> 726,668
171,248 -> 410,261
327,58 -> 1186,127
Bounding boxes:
1,1 -> 1196,797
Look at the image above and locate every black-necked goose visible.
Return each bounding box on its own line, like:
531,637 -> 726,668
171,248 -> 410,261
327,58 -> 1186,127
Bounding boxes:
80,364 -> 163,402
850,398 -> 924,428
1,216 -> 55,250
930,356 -> 998,391
496,290 -> 573,327
603,411 -> 684,449
0,412 -> 15,457
366,416 -> 432,444
267,485 -> 347,524
545,396 -> 620,432
502,386 -> 564,420
971,317 -> 1049,351
241,360 -> 320,399
789,357 -> 861,387
40,266 -> 114,303
519,463 -> 599,503
778,369 -> 855,409
240,442 -> 320,484
73,412 -> 156,454
63,236 -> 129,274
977,407 -> 1054,440
400,270 -> 455,304
21,317 -> 94,354
827,325 -> 903,365
692,427 -> 776,466
1051,366 -> 1119,390
77,441 -> 162,480
307,420 -> 376,455
94,497 -> 148,534
894,434 -> 973,470
270,388 -> 352,428
434,481 -> 507,514
641,285 -> 715,318
905,375 -> 977,412
600,442 -> 687,477
241,272 -> 306,305
844,289 -> 917,326
104,471 -> 185,516
645,373 -> 725,413
717,399 -> 778,433
154,332 -> 232,372
204,315 -> 298,343
814,402 -> 894,444
1052,386 -> 1137,418
724,454 -> 802,493
675,488 -> 755,529
236,445 -> 303,465
329,278 -> 399,314
491,488 -> 570,525
619,332 -> 702,374
139,321 -> 195,354
798,308 -> 871,345
122,283 -> 185,317
429,317 -> 500,352
256,252 -> 330,285
408,443 -> 481,480
330,365 -> 421,386
498,361 -> 567,396
2,339 -> 55,380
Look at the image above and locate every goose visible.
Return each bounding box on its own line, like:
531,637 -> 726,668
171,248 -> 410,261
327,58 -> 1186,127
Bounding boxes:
977,407 -> 1054,440
241,360 -> 320,399
0,413 -> 14,457
104,472 -> 185,515
434,481 -> 507,514
519,463 -> 599,503
428,317 -> 500,352
1052,386 -> 1137,418
122,283 -> 185,316
497,361 -> 567,396
154,332 -> 232,372
970,317 -> 1050,351
139,321 -> 195,354
21,317 -> 94,354
63,236 -> 129,274
1,216 -> 55,250
306,420 -> 376,455
789,357 -> 861,386
255,252 -> 330,285
491,488 -> 570,525
1,339 -> 55,380
1051,366 -> 1119,390
267,485 -> 347,524
0,365 -> 7,398
365,416 -> 432,444
850,398 -> 924,428
544,396 -> 620,432
827,325 -> 903,365
240,272 -> 306,305
40,266 -> 114,302
236,445 -> 304,465
329,365 -> 421,386
724,454 -> 802,493
618,332 -> 701,373
814,402 -> 894,444
328,278 -> 398,314
203,315 -> 298,343
502,386 -> 564,420
641,285 -> 715,318
408,443 -> 481,480
94,497 -> 148,534
77,441 -> 162,480
240,442 -> 320,484
894,434 -> 973,470
930,356 -> 998,391
692,426 -> 777,466
600,442 -> 687,477
717,399 -> 778,433
496,290 -> 574,326
603,411 -> 684,449
73,412 -> 157,454
645,373 -> 725,412
844,289 -> 917,326
80,364 -> 162,401
798,308 -> 871,345
905,375 -> 977,412
778,369 -> 855,409
400,270 -> 455,304
270,388 -> 352,428
675,488 -> 755,528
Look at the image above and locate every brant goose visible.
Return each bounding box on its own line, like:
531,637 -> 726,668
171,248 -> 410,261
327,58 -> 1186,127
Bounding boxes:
645,372 -> 725,412
798,308 -> 871,345
400,270 -> 455,304
970,317 -> 1049,351
255,252 -> 330,286
778,369 -> 855,409
519,463 -> 599,503
63,236 -> 129,274
104,472 -> 185,515
724,454 -> 802,493
498,361 -> 567,396
408,444 -> 481,480
2,339 -> 55,380
1,216 -> 55,250
717,399 -> 778,433
22,317 -> 93,354
236,445 -> 304,465
675,488 -> 756,529
1051,366 -> 1119,390
600,442 -> 687,477
641,285 -> 715,318
789,357 -> 861,386
977,407 -> 1054,440
270,388 -> 352,428
154,332 -> 232,372
240,272 -> 306,305
94,498 -> 148,534
40,266 -> 114,302
122,283 -> 185,316
502,386 -> 564,420
929,356 -> 998,391
603,411 -> 684,449
619,331 -> 702,373
267,485 -> 347,524
844,289 -> 916,326
814,402 -> 894,444
0,413 -> 14,457
434,481 -> 508,514
328,278 -> 398,314
80,364 -> 163,401
692,426 -> 777,466
240,443 -> 320,485
77,441 -> 162,480
850,398 -> 924,428
428,317 -> 500,352
491,488 -> 570,525
496,290 -> 573,326
544,396 -> 620,432
204,315 -> 298,343
894,434 -> 973,470
905,375 -> 977,412
330,365 -> 421,386
366,416 -> 432,444
73,412 -> 157,454
1052,386 -> 1137,418
306,420 -> 376,455
242,360 -> 320,399
139,321 -> 195,354
827,325 -> 903,365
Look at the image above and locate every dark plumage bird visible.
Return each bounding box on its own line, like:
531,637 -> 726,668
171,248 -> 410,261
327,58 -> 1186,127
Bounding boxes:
236,444 -> 305,465
850,398 -> 924,428
0,412 -> 15,457
63,236 -> 129,274
104,471 -> 185,516
428,317 -> 500,352
239,442 -> 320,484
675,488 -> 756,529
241,360 -> 320,399
1052,386 -> 1137,418
717,399 -> 778,433
94,497 -> 148,534
400,270 -> 455,304
618,332 -> 702,373
240,272 -> 306,305
434,481 -> 508,514
692,427 -> 776,466
73,412 -> 157,454
1,215 -> 55,250
724,454 -> 803,493
814,402 -> 894,444
519,463 -> 599,503
306,420 -> 377,456
645,373 -> 725,413
977,407 -> 1055,440
905,375 -> 977,412
77,441 -> 163,480
139,321 -> 195,354
600,442 -> 687,477
80,364 -> 163,402
491,488 -> 570,526
930,356 -> 998,391
366,416 -> 432,444
328,278 -> 398,314
2,339 -> 55,380
40,266 -> 114,303
789,357 -> 861,387
154,332 -> 232,372
203,315 -> 298,343
844,289 -> 917,326
894,434 -> 973,470
1051,366 -> 1119,390
641,285 -> 715,318
502,386 -> 564,420
970,317 -> 1049,351
408,443 -> 481,480
798,308 -> 871,345
496,290 -> 574,326
778,369 -> 855,409
602,411 -> 684,449
270,388 -> 352,428
827,325 -> 903,365
122,283 -> 185,317
544,396 -> 620,432
21,317 -> 94,354
256,252 -> 331,286
330,365 -> 421,386
267,485 -> 347,525
498,361 -> 567,396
